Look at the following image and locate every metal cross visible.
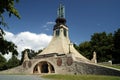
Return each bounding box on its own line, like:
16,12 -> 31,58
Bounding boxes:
57,4 -> 65,18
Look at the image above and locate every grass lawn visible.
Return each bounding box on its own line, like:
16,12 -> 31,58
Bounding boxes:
105,65 -> 120,69
42,74 -> 120,80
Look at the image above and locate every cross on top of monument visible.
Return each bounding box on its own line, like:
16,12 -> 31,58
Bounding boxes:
57,3 -> 65,18
55,3 -> 66,25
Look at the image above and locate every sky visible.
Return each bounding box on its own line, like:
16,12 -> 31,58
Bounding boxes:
1,0 -> 120,59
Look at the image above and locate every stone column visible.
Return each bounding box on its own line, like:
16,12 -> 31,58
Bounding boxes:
37,64 -> 41,73
47,63 -> 51,73
23,51 -> 29,62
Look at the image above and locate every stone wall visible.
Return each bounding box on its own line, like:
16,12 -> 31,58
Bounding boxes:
0,55 -> 120,76
73,62 -> 120,76
48,56 -> 120,76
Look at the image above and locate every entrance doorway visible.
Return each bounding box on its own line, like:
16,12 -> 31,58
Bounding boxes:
33,61 -> 55,74
41,62 -> 48,73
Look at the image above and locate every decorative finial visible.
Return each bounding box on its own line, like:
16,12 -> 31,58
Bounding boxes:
91,51 -> 97,63
57,3 -> 65,18
23,50 -> 29,62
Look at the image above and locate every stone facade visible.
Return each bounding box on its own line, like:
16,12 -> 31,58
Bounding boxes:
1,54 -> 120,76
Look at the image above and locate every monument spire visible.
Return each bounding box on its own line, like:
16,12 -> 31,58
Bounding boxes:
57,3 -> 65,18
55,3 -> 66,26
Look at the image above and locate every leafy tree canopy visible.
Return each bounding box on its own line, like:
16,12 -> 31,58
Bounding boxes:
0,28 -> 18,56
112,28 -> 120,63
0,39 -> 18,55
0,0 -> 20,56
90,32 -> 113,62
74,32 -> 114,62
0,54 -> 7,70
0,0 -> 20,26
79,41 -> 92,59
6,55 -> 20,69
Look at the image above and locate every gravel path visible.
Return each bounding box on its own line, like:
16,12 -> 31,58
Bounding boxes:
0,75 -> 48,80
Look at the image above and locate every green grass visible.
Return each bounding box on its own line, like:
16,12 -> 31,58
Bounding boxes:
100,64 -> 120,70
106,65 -> 120,69
42,74 -> 120,80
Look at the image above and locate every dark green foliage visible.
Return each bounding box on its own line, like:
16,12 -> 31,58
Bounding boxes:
0,0 -> 20,26
0,28 -> 18,56
0,27 -> 19,71
114,28 -> 120,49
6,55 -> 20,69
0,0 -> 20,70
0,28 -> 19,70
90,32 -> 113,62
79,41 -> 93,59
0,1 -> 19,56
74,32 -> 114,62
0,54 -> 20,71
0,39 -> 18,55
112,28 -> 120,64
0,54 -> 7,70
0,34 -> 18,56
0,28 -> 5,38
73,44 -> 79,52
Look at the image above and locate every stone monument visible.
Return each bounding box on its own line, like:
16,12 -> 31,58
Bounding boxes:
1,4 -> 120,76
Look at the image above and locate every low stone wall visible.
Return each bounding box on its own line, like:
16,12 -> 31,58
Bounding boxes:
0,66 -> 26,74
53,56 -> 120,76
74,61 -> 120,76
0,55 -> 120,76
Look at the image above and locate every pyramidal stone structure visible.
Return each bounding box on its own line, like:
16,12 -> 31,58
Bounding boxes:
1,4 -> 120,76
37,4 -> 90,63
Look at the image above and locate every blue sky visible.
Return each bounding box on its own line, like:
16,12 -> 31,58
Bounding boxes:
3,0 -> 120,44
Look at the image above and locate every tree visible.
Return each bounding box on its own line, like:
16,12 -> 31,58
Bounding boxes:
90,32 -> 113,62
0,31 -> 18,56
0,54 -> 7,71
75,32 -> 114,62
0,0 -> 20,26
7,55 -> 20,69
79,41 -> 92,59
73,43 -> 79,52
0,0 -> 21,69
112,28 -> 120,64
0,0 -> 20,56
0,28 -> 5,38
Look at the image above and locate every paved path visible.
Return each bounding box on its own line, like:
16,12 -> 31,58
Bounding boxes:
0,75 -> 48,80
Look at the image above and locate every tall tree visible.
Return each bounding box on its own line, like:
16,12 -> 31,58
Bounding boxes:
0,0 -> 20,56
79,41 -> 92,59
0,0 -> 20,26
90,32 -> 113,62
0,54 -> 7,71
0,30 -> 18,56
7,55 -> 20,69
112,28 -> 120,64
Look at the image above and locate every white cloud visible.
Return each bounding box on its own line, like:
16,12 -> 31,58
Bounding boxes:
43,21 -> 55,30
46,22 -> 55,25
4,31 -> 52,59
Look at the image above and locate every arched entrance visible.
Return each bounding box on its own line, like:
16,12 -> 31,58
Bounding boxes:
33,61 -> 55,74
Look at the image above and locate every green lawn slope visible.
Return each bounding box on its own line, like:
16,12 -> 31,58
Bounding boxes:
42,74 -> 120,80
